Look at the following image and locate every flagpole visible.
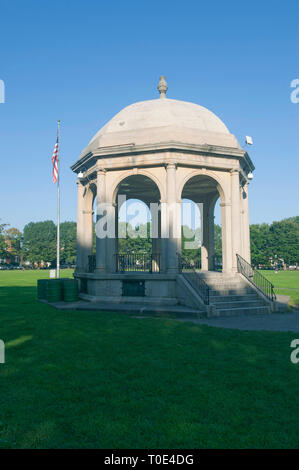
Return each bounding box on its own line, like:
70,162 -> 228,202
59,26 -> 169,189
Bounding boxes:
57,120 -> 60,279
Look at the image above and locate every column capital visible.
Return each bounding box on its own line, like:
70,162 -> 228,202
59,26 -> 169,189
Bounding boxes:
97,167 -> 106,175
165,162 -> 177,170
230,168 -> 239,175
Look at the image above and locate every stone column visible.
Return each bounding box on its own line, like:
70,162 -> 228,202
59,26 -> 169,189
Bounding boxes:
151,203 -> 161,272
165,163 -> 180,273
208,212 -> 215,271
105,200 -> 116,273
201,202 -> 209,271
220,201 -> 232,273
231,170 -> 241,272
82,205 -> 93,272
76,179 -> 85,272
95,170 -> 116,273
95,169 -> 107,273
176,197 -> 182,262
114,201 -> 119,272
241,183 -> 251,263
160,199 -> 167,273
201,197 -> 215,271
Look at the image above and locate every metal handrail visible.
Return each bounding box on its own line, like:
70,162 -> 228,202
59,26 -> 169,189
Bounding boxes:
178,254 -> 209,305
236,254 -> 276,301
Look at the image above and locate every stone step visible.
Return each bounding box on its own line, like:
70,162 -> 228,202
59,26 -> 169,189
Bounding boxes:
198,277 -> 239,283
210,294 -> 260,303
202,278 -> 245,283
201,278 -> 247,285
195,272 -> 238,278
212,300 -> 265,309
182,272 -> 271,317
207,284 -> 248,290
43,299 -> 205,317
79,293 -> 179,305
215,305 -> 270,317
210,288 -> 253,296
187,273 -> 237,280
197,272 -> 244,279
187,280 -> 249,290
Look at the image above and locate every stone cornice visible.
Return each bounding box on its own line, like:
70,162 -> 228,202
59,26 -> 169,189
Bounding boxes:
73,155 -> 252,185
71,140 -> 255,173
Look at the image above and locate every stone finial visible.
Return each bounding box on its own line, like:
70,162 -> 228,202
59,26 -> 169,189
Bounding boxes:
157,76 -> 168,98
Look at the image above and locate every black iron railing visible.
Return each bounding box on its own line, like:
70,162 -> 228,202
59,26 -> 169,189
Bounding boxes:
116,253 -> 161,273
88,254 -> 96,273
236,254 -> 276,301
177,254 -> 201,271
178,254 -> 209,305
213,255 -> 222,272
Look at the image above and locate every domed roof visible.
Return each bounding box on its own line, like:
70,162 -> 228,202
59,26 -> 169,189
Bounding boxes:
80,78 -> 240,157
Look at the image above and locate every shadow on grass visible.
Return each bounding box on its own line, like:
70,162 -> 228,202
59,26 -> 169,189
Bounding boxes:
0,285 -> 299,448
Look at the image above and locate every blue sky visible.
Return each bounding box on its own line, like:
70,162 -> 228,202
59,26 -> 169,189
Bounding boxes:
0,0 -> 298,230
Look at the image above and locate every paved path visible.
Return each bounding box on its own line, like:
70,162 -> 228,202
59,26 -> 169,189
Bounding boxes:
177,310 -> 299,332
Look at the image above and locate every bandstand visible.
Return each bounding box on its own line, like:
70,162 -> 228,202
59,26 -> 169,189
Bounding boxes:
71,77 -> 267,315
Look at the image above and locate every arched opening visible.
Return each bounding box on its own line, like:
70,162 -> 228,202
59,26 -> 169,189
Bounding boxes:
214,199 -> 222,271
114,174 -> 161,272
181,198 -> 202,270
181,174 -> 224,272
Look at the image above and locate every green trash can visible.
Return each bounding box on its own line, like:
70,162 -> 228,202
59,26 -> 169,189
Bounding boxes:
62,279 -> 79,302
37,279 -> 48,300
46,279 -> 63,302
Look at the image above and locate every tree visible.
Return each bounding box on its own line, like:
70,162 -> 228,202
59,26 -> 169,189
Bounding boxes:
250,218 -> 299,266
4,214 -> 298,268
181,225 -> 201,265
0,221 -> 7,259
118,222 -> 152,253
22,221 -> 56,265
250,223 -> 271,265
60,221 -> 77,264
214,224 -> 222,258
269,219 -> 299,264
4,227 -> 22,262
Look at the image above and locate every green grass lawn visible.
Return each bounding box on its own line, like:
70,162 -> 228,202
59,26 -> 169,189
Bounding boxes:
0,270 -> 299,449
261,270 -> 299,306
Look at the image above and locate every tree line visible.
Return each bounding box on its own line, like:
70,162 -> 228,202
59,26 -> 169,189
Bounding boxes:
250,216 -> 299,266
0,221 -> 77,266
0,216 -> 298,267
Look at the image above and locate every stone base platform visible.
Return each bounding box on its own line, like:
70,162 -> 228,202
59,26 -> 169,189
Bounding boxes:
38,298 -> 203,318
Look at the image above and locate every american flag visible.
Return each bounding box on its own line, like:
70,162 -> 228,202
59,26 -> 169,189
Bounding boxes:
51,137 -> 59,183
